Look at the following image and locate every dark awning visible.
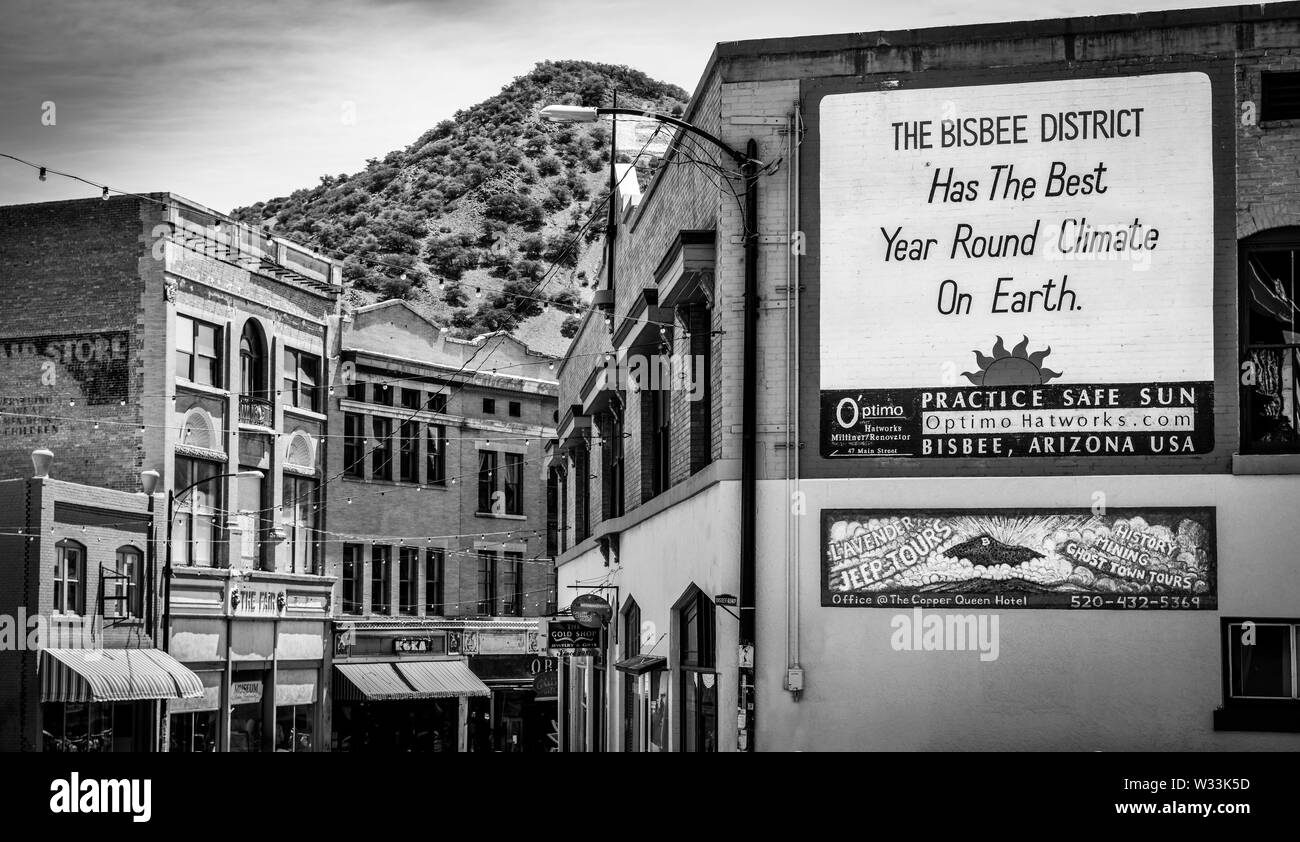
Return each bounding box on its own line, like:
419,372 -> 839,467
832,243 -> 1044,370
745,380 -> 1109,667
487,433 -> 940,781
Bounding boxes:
613,654 -> 667,676
41,649 -> 204,703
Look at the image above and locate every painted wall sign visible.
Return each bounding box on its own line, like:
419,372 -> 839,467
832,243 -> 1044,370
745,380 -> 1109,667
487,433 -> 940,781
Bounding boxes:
817,74 -> 1215,457
229,583 -> 286,617
822,507 -> 1216,609
544,620 -> 602,651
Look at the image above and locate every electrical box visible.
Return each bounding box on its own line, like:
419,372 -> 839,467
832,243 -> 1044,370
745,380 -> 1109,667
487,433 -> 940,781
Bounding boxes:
785,668 -> 804,692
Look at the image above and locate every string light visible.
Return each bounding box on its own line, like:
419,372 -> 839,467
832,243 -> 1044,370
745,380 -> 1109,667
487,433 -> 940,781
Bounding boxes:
38,166 -> 46,181
101,186 -> 109,200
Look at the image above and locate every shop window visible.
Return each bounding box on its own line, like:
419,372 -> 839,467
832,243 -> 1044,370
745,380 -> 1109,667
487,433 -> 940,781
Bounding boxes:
372,416 -> 393,480
399,547 -> 419,615
508,400 -> 521,418
399,420 -> 419,482
427,391 -> 448,413
343,413 -> 365,478
174,456 -> 222,567
545,565 -> 558,616
478,450 -> 499,514
426,425 -> 446,485
499,552 -> 523,616
170,710 -> 218,752
425,548 -> 445,615
546,468 -> 560,558
372,545 -> 391,615
677,586 -> 716,752
276,704 -> 315,752
400,388 -> 422,410
1241,231 -> 1300,452
623,598 -> 641,752
342,544 -> 363,614
604,406 -> 626,519
1216,618 -> 1300,733
176,314 -> 223,387
53,540 -> 84,615
239,321 -> 268,401
282,476 -> 319,574
44,701 -> 140,752
650,385 -> 671,496
476,551 -> 497,615
283,347 -> 321,412
1261,71 -> 1300,122
503,453 -> 524,515
574,447 -> 590,543
108,545 -> 142,618
237,466 -> 267,568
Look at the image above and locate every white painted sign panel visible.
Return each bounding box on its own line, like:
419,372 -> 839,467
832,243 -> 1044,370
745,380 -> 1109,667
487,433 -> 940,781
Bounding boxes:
817,73 -> 1215,458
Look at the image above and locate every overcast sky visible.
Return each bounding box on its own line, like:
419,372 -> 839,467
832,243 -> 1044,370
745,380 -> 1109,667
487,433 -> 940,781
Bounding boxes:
0,0 -> 1235,213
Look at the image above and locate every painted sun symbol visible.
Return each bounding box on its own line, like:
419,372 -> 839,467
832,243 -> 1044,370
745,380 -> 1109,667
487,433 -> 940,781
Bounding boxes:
962,335 -> 1062,386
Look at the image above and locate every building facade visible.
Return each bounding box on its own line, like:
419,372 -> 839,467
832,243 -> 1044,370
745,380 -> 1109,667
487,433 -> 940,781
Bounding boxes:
0,194 -> 342,751
0,456 -> 204,752
326,300 -> 560,751
553,3 -> 1300,751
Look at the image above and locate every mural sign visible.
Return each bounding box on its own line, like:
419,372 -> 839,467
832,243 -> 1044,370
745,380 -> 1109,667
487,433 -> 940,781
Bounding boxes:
822,507 -> 1216,609
817,74 -> 1215,457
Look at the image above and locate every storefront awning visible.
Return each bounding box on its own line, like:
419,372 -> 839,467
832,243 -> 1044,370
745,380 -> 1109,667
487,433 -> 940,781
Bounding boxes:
334,660 -> 491,702
614,654 -> 667,676
41,649 -> 205,703
396,660 -> 491,698
333,662 -> 417,702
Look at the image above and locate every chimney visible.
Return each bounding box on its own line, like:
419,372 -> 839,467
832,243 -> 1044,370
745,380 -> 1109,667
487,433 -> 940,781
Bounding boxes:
32,448 -> 53,478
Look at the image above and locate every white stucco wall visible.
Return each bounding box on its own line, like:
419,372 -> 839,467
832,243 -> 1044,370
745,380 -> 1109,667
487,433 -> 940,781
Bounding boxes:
756,474 -> 1300,751
557,482 -> 741,751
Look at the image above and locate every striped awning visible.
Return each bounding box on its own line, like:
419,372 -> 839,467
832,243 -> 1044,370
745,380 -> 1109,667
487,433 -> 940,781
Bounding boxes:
41,649 -> 205,703
395,660 -> 490,698
334,660 -> 490,702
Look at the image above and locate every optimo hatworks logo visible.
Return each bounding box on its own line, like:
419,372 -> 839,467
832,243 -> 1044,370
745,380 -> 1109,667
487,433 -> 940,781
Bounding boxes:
49,773 -> 151,823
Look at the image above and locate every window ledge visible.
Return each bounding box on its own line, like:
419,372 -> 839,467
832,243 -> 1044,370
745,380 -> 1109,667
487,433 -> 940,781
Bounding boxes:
1213,706 -> 1300,733
474,512 -> 527,520
283,405 -> 327,422
176,379 -> 229,399
1232,453 -> 1300,475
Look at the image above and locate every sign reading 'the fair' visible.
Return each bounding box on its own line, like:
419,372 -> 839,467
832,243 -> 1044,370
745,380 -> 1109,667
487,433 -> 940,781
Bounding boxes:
818,73 -> 1215,458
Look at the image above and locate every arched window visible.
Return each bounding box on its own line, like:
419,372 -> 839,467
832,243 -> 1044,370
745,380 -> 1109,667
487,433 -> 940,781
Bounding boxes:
1241,227 -> 1300,452
180,409 -> 216,451
110,546 -> 142,619
675,585 -> 716,752
54,540 -> 85,615
239,320 -> 267,399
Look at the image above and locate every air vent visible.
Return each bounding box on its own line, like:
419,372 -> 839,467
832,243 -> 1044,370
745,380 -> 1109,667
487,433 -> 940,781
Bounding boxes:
1261,71 -> 1300,122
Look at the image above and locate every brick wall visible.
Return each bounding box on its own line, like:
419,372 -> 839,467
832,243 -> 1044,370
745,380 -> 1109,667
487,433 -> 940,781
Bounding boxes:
0,196 -> 148,490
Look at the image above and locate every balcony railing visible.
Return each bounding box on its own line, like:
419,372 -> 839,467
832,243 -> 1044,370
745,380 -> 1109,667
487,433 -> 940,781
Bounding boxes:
239,394 -> 274,427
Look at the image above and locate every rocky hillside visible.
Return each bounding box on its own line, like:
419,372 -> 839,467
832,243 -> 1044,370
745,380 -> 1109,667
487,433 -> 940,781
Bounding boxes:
231,61 -> 688,346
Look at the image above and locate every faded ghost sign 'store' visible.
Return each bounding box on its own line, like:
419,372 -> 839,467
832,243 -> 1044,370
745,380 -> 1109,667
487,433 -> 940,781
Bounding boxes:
818,73 -> 1215,458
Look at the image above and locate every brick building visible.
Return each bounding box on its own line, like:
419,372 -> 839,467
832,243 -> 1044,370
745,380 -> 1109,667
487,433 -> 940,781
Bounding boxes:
0,193 -> 340,751
327,300 -> 560,752
0,451 -> 203,752
554,2 -> 1300,751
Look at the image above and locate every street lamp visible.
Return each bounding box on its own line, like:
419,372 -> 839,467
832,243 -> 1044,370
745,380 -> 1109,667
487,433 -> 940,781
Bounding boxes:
540,100 -> 763,752
144,467 -> 261,752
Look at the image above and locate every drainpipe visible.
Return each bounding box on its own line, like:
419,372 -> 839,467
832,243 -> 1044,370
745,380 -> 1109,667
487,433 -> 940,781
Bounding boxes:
739,138 -> 759,752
